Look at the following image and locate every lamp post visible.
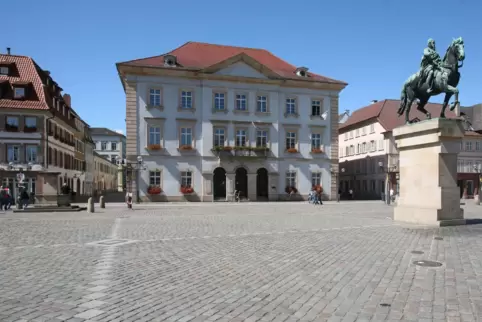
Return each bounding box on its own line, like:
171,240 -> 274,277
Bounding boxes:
474,165 -> 482,205
379,161 -> 397,205
136,156 -> 142,203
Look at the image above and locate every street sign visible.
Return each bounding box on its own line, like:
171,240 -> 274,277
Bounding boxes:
16,173 -> 25,183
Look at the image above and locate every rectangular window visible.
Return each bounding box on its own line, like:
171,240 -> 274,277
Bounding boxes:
355,129 -> 360,137
25,145 -> 37,163
345,146 -> 349,156
149,89 -> 161,106
476,141 -> 481,151
149,171 -> 161,186
181,171 -> 192,187
111,142 -> 117,151
181,91 -> 193,109
349,131 -> 353,139
25,116 -> 37,129
257,95 -> 268,113
110,155 -> 116,164
466,142 -> 472,151
476,161 -> 481,172
285,98 -> 296,115
311,172 -> 321,186
311,133 -> 322,150
466,161 -> 473,173
362,127 -> 366,135
14,87 -> 25,99
6,116 -> 19,127
311,100 -> 321,116
344,132 -> 348,141
286,132 -> 296,149
235,94 -> 247,111
256,130 -> 268,147
457,160 -> 464,173
7,145 -> 20,162
235,129 -> 247,147
0,67 -> 8,75
286,171 -> 297,187
378,139 -> 384,150
101,141 -> 107,150
214,92 -> 225,110
213,128 -> 225,147
370,124 -> 375,133
180,127 -> 193,146
148,126 -> 161,145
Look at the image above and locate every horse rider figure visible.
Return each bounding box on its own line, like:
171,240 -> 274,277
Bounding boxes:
419,38 -> 443,94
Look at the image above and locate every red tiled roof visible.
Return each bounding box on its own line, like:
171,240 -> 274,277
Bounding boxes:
0,54 -> 49,110
118,41 -> 347,85
339,99 -> 457,132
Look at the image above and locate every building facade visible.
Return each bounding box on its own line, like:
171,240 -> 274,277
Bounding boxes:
117,42 -> 346,202
0,52 -> 93,203
339,99 -> 480,200
90,127 -> 126,163
93,152 -> 118,193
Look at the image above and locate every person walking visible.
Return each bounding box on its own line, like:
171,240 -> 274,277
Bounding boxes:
20,189 -> 30,209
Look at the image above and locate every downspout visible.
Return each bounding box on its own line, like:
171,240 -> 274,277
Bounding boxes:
45,115 -> 55,169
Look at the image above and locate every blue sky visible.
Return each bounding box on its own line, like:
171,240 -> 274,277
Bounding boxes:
2,0 -> 480,131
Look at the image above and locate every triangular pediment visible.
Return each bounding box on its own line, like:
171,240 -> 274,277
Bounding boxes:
201,53 -> 280,79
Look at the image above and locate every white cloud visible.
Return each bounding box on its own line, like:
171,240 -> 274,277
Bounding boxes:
114,129 -> 124,134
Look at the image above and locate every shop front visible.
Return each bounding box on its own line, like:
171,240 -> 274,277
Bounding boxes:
458,173 -> 480,199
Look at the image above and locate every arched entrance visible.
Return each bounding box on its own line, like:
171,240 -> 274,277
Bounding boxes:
76,179 -> 81,194
213,167 -> 226,200
235,167 -> 248,198
256,168 -> 269,200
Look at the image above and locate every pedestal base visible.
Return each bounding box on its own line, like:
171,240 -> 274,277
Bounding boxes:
393,118 -> 466,227
394,206 -> 465,226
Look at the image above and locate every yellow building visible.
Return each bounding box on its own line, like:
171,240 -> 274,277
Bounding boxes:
93,152 -> 117,194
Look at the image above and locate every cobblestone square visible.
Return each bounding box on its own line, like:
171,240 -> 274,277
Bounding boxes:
1,201 -> 482,321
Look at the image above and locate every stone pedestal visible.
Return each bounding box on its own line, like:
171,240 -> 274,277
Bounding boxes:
226,173 -> 235,202
393,118 -> 465,226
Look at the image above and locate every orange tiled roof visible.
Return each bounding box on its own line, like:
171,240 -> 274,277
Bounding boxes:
118,41 -> 347,85
0,54 -> 49,110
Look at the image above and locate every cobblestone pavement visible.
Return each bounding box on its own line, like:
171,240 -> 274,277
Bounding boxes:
1,201 -> 482,321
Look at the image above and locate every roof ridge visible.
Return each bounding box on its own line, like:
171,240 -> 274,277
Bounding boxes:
188,41 -> 268,52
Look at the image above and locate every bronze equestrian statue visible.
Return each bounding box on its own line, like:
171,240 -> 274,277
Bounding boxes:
397,38 -> 465,124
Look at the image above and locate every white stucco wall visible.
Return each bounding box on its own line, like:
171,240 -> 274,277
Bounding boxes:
130,62 -> 339,199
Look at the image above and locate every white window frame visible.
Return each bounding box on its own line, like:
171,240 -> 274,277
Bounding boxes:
213,92 -> 226,110
285,98 -> 296,115
25,145 -> 37,163
311,172 -> 321,186
180,90 -> 193,109
286,171 -> 297,187
476,141 -> 481,151
149,171 -> 161,186
466,141 -> 473,151
344,132 -> 348,141
14,87 -> 25,99
362,127 -> 367,135
235,129 -> 248,147
7,145 -> 20,162
148,125 -> 161,145
286,131 -> 297,150
311,133 -> 322,150
256,129 -> 268,148
180,127 -> 193,147
111,142 -> 118,151
235,93 -> 248,111
256,95 -> 268,113
355,129 -> 360,137
181,171 -> 192,187
378,139 -> 384,151
149,88 -> 162,106
101,141 -> 107,151
370,124 -> 375,133
311,99 -> 322,116
213,127 -> 226,147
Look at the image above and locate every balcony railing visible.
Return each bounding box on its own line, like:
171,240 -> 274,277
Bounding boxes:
211,146 -> 270,158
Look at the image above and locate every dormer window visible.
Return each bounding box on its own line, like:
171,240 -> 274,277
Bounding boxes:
295,67 -> 309,77
14,87 -> 25,99
0,67 -> 8,75
164,55 -> 177,67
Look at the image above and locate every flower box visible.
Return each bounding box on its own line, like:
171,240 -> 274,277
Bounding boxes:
286,148 -> 298,153
311,148 -> 323,154
147,186 -> 162,195
147,144 -> 162,151
233,146 -> 250,151
179,145 -> 193,151
251,146 -> 270,152
180,186 -> 194,194
5,124 -> 18,132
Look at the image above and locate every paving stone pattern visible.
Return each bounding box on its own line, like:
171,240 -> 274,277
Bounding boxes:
1,202 -> 482,321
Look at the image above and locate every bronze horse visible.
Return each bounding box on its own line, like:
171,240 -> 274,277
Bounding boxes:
398,38 -> 465,124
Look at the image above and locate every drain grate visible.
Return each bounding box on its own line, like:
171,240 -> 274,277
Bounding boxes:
434,237 -> 443,240
380,303 -> 391,307
413,260 -> 443,267
411,251 -> 424,255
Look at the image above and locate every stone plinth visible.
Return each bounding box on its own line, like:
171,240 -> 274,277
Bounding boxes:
393,118 -> 465,226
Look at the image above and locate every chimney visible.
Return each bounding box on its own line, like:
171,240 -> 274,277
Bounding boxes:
63,94 -> 71,106
6,47 -> 11,55
371,100 -> 378,104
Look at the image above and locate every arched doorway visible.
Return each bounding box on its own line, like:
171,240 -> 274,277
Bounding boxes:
256,168 -> 269,200
76,179 -> 81,194
213,167 -> 226,200
235,167 -> 248,198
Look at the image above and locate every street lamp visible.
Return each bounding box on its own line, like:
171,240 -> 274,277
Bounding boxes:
379,161 -> 397,205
